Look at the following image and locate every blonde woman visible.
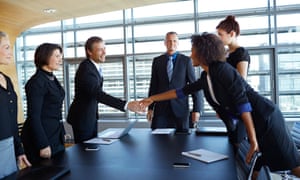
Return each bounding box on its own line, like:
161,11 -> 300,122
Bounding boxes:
0,31 -> 31,178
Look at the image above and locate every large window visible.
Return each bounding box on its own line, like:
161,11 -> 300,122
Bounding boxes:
15,0 -> 300,125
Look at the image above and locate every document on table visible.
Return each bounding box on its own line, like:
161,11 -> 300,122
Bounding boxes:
182,148 -> 228,163
151,128 -> 175,134
84,138 -> 119,145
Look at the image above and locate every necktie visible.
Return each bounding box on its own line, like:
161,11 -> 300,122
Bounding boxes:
167,56 -> 173,81
98,67 -> 102,77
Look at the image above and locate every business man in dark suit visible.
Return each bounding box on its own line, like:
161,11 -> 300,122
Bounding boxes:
67,36 -> 141,143
147,31 -> 201,132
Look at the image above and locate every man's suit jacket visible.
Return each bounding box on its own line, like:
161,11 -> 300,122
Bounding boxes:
148,53 -> 201,118
67,59 -> 126,135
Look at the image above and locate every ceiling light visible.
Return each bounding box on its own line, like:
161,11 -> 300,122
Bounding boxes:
43,8 -> 57,14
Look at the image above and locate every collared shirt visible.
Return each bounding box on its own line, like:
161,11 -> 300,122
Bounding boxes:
168,51 -> 178,64
89,59 -> 101,73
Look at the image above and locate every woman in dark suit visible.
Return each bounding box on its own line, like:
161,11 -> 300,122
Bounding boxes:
141,33 -> 300,178
21,43 -> 65,165
0,31 -> 31,178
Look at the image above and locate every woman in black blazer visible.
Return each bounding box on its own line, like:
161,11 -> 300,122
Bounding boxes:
0,31 -> 31,178
21,43 -> 65,165
141,33 -> 300,178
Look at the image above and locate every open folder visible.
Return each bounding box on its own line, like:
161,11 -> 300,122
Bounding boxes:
182,148 -> 228,163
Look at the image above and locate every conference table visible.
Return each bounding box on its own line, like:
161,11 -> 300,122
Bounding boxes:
16,128 -> 238,180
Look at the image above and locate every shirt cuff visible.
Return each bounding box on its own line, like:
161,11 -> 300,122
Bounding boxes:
124,101 -> 129,110
237,102 -> 252,114
176,88 -> 185,99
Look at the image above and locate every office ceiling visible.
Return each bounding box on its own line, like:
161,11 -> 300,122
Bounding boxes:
0,0 -> 174,36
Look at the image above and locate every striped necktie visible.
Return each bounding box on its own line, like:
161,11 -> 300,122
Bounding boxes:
167,56 -> 173,81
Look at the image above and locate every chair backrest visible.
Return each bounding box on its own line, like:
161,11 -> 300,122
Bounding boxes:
291,122 -> 300,148
236,139 -> 262,180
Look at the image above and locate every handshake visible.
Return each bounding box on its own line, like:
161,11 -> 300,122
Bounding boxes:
127,98 -> 154,114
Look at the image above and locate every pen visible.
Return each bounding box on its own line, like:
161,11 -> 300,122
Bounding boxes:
187,152 -> 201,157
102,139 -> 111,142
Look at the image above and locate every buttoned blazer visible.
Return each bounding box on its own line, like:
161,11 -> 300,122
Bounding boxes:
21,69 -> 65,154
67,59 -> 126,131
148,53 -> 201,118
0,74 -> 24,156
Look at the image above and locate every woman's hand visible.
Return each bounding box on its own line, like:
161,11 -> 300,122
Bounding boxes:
17,154 -> 32,169
139,98 -> 154,110
147,110 -> 153,122
246,141 -> 259,164
40,146 -> 51,159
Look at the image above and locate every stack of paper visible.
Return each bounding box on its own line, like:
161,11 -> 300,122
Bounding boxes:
182,148 -> 228,163
151,128 -> 175,134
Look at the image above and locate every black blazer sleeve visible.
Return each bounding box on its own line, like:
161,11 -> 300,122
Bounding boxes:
25,75 -> 50,149
183,55 -> 201,112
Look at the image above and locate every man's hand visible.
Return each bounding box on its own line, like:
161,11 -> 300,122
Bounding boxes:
147,110 -> 153,122
191,112 -> 200,124
127,101 -> 146,114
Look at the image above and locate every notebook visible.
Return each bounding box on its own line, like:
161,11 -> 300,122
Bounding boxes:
17,165 -> 70,180
97,119 -> 137,139
182,148 -> 228,163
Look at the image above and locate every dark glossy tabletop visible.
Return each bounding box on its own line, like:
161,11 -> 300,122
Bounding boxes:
16,128 -> 238,180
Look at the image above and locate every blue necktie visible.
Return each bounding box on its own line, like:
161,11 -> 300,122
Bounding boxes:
98,67 -> 102,77
167,56 -> 173,81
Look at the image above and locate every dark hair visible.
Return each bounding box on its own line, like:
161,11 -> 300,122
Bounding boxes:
216,15 -> 240,36
34,43 -> 62,69
191,32 -> 226,65
85,36 -> 103,58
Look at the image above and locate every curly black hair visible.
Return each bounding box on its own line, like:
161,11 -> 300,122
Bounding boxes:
191,32 -> 226,66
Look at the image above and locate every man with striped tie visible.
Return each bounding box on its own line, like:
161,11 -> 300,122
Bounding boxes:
147,31 -> 201,133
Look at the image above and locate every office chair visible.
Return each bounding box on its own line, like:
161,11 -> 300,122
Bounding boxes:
236,138 -> 271,180
270,122 -> 300,179
256,166 -> 272,180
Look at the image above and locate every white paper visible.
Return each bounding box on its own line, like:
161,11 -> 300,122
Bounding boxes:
182,148 -> 228,163
151,128 -> 175,134
84,138 -> 119,145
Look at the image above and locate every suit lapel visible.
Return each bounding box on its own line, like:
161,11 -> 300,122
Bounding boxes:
87,59 -> 103,80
